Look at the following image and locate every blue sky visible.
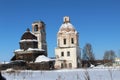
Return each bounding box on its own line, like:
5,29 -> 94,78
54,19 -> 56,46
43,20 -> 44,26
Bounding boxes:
0,0 -> 120,61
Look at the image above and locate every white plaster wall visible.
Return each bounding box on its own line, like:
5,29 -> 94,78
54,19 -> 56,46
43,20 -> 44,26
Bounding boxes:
57,33 -> 78,48
55,47 -> 80,69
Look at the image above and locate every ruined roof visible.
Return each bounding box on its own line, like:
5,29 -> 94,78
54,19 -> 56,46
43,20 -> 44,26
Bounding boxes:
21,28 -> 37,40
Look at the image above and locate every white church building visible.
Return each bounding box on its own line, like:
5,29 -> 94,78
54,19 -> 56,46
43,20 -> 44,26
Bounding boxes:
55,16 -> 81,69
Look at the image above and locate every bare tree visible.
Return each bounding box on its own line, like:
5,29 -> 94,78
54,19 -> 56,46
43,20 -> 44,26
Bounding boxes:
82,43 -> 95,61
103,50 -> 116,61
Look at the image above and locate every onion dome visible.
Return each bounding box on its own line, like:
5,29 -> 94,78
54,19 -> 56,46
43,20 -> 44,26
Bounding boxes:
21,28 -> 37,40
59,16 -> 75,32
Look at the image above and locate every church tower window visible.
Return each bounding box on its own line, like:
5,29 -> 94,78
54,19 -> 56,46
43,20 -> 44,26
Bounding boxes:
63,38 -> 66,45
61,52 -> 64,56
32,21 -> 47,56
34,25 -> 38,31
71,38 -> 74,44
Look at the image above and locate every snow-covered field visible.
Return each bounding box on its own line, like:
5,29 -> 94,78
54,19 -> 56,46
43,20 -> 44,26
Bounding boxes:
1,68 -> 120,80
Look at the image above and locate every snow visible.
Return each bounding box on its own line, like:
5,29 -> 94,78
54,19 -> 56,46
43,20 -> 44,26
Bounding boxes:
14,49 -> 24,52
90,64 -> 95,68
20,39 -> 38,42
35,55 -> 53,62
27,48 -> 45,51
14,48 -> 44,52
2,68 -> 120,80
5,68 -> 15,72
93,65 -> 105,69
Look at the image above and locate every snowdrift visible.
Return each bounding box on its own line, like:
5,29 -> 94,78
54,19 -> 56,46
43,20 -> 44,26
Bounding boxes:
1,68 -> 120,80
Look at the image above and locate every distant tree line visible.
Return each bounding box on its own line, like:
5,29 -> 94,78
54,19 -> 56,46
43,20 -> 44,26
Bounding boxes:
81,43 -> 117,67
103,50 -> 116,61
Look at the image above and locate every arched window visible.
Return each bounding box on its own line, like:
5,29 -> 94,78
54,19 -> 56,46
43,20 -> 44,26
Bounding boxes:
34,25 -> 38,31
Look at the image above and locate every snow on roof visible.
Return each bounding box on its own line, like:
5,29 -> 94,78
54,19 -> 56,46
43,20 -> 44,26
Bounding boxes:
20,39 -> 38,42
14,49 -> 24,52
14,48 -> 44,52
27,48 -> 45,51
35,55 -> 53,63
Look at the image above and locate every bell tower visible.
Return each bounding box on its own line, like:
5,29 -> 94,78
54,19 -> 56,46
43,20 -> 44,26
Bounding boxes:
55,16 -> 81,69
32,21 -> 47,56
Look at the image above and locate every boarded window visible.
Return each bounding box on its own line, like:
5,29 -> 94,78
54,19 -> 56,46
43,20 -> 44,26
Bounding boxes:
67,51 -> 70,56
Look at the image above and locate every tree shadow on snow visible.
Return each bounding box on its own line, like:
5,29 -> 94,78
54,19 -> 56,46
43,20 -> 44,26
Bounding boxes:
0,72 -> 6,80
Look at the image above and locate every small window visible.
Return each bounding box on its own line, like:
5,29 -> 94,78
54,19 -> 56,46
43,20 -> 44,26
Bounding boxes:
63,38 -> 66,45
69,63 -> 72,68
71,38 -> 74,44
61,52 -> 64,56
67,51 -> 70,56
34,25 -> 38,31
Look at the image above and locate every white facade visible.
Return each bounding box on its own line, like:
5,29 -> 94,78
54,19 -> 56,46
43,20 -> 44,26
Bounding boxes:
55,16 -> 81,69
32,21 -> 47,56
113,57 -> 120,67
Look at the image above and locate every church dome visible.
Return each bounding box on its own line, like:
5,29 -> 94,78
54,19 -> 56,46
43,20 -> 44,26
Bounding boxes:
59,23 -> 75,32
59,16 -> 75,32
21,28 -> 37,40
